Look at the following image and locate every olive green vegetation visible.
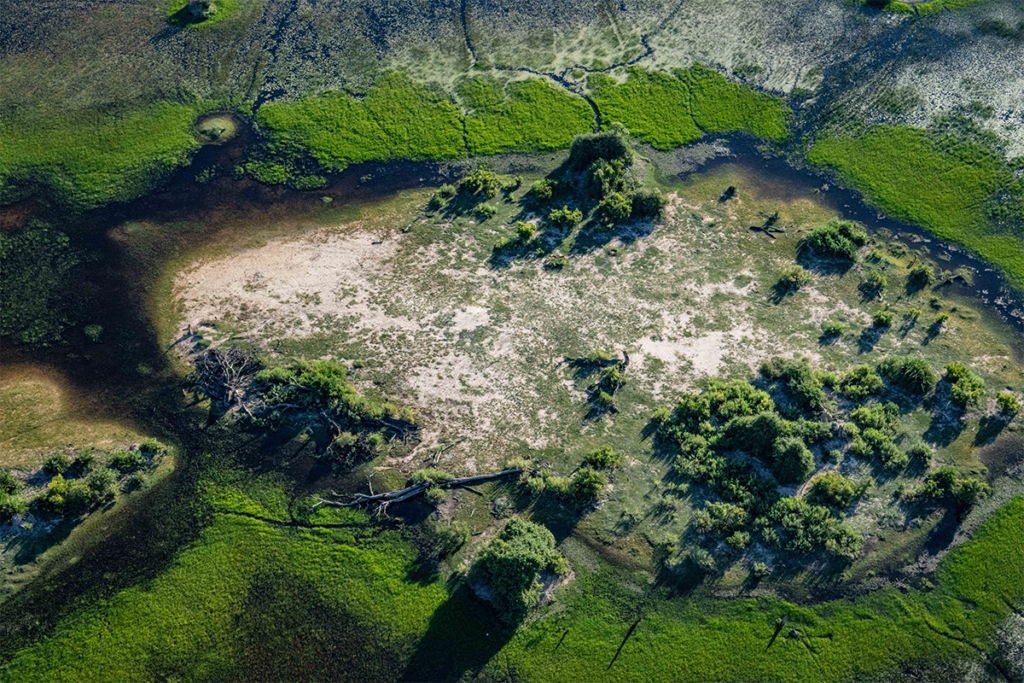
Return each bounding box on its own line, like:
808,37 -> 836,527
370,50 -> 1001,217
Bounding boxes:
0,102 -> 203,208
807,123 -> 1024,284
255,72 -> 466,175
0,227 -> 81,345
461,77 -> 595,156
588,66 -> 790,150
6,469 -> 1021,682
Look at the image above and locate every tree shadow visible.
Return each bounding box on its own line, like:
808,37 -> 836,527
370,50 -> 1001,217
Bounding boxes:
857,326 -> 884,354
399,583 -> 515,682
974,414 -> 1010,447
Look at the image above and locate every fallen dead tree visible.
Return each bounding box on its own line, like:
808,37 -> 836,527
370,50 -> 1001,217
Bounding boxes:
311,467 -> 531,516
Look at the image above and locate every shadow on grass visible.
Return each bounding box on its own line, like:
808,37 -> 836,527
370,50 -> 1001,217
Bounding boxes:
399,584 -> 515,683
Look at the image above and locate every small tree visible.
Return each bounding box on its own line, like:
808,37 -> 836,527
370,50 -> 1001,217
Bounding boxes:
997,392 -> 1020,416
595,192 -> 632,227
43,453 -> 71,475
771,437 -> 814,484
473,518 -> 566,624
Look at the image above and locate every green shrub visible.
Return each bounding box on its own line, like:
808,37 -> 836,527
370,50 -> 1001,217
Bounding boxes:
760,357 -> 824,411
566,468 -> 607,508
109,450 -> 144,472
807,472 -> 863,508
849,402 -> 900,433
595,192 -> 632,227
907,443 -> 932,464
872,309 -> 895,327
473,518 -> 563,623
862,271 -> 888,298
544,252 -> 568,270
727,531 -> 751,550
461,169 -> 501,198
750,561 -> 770,578
438,183 -> 456,198
838,365 -> 883,401
583,445 -> 621,469
83,324 -> 103,342
548,206 -> 583,226
566,124 -> 634,170
693,501 -> 749,535
945,363 -> 985,408
87,468 -> 118,500
630,189 -> 667,219
139,438 -> 165,453
43,453 -> 71,475
1,468 -> 23,495
803,220 -> 867,260
0,493 -> 29,521
529,179 -> 557,203
770,437 -> 814,484
907,263 -> 935,291
476,203 -> 498,219
75,450 -> 97,472
997,392 -> 1020,415
689,547 -> 717,573
821,320 -> 845,337
778,264 -> 809,290
424,486 -> 447,506
769,496 -> 862,559
878,356 -> 937,394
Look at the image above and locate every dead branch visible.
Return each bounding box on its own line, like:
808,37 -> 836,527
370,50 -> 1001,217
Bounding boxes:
311,467 -> 529,510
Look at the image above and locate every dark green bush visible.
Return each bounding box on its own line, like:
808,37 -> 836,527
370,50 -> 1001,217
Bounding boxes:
109,450 -> 144,472
595,192 -> 632,227
907,263 -> 935,291
583,445 -> 621,469
803,220 -> 867,261
778,265 -> 809,290
807,472 -> 864,508
87,468 -> 118,500
770,437 -> 814,484
630,188 -> 667,219
529,179 -> 557,203
473,518 -> 564,623
548,206 -> 583,226
997,392 -> 1020,415
693,501 -> 748,535
945,363 -> 985,408
566,468 -> 607,508
1,493 -> 28,521
760,357 -> 824,412
426,519 -> 469,558
821,320 -> 845,337
878,356 -> 937,394
872,310 -> 895,327
769,496 -> 862,559
839,365 -> 883,401
0,468 -> 23,495
566,124 -> 633,170
44,453 -> 71,475
459,169 -> 501,197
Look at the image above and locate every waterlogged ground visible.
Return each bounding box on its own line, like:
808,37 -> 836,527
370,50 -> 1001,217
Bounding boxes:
172,158 -> 1024,584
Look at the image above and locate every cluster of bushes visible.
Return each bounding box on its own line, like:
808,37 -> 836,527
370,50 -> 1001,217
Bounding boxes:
878,356 -> 938,394
914,466 -> 990,516
471,518 -> 568,624
802,220 -> 867,261
2,441 -> 165,522
846,402 -> 908,470
521,466 -> 608,510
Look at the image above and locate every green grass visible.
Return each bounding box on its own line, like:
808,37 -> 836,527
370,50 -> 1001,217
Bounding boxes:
679,64 -> 791,142
587,68 -> 702,150
481,497 -> 1024,682
807,125 -> 1024,284
1,481 -> 448,683
462,78 -> 595,156
587,66 -> 791,150
0,102 -> 203,208
256,71 -> 466,173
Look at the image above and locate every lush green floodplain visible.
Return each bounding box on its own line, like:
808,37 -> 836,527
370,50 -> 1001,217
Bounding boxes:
808,124 -> 1024,285
588,65 -> 790,150
0,103 -> 203,208
3,466 -> 1020,682
462,77 -> 595,155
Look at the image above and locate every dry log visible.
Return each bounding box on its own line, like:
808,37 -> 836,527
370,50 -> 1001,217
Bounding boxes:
311,467 -> 527,510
